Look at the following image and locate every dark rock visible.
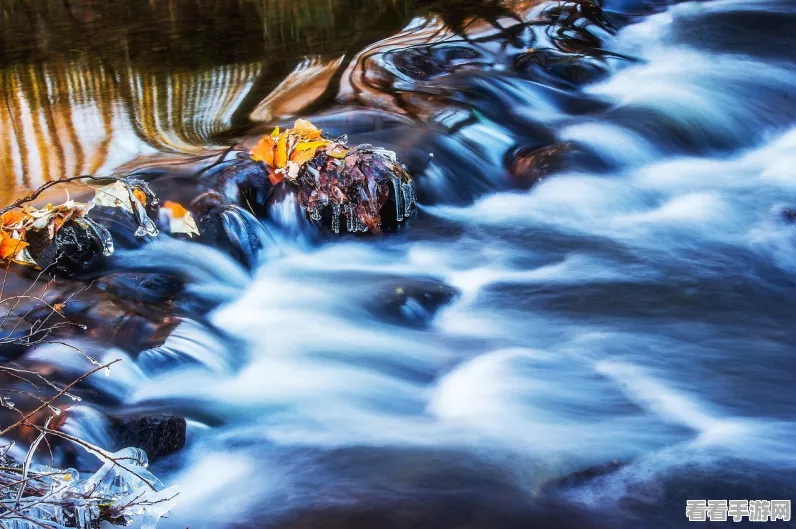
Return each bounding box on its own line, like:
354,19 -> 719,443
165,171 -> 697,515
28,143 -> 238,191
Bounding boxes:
506,144 -> 576,189
369,279 -> 459,328
86,205 -> 149,250
26,219 -> 109,276
541,459 -> 626,493
109,414 -> 186,461
198,204 -> 272,269
213,158 -> 273,217
296,144 -> 416,233
96,272 -> 183,306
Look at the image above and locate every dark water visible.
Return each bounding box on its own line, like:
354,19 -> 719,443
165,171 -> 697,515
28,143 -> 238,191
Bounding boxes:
2,0 -> 796,528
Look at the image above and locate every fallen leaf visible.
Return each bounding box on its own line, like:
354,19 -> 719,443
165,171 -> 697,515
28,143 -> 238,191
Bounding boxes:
0,237 -> 29,260
326,144 -> 349,159
271,126 -> 281,138
269,172 -> 284,185
92,181 -> 136,213
275,134 -> 289,168
283,161 -> 301,181
1,210 -> 26,227
294,140 -> 329,152
293,119 -> 322,139
290,148 -> 317,168
160,201 -> 200,238
162,201 -> 189,218
250,136 -> 276,166
133,188 -> 148,206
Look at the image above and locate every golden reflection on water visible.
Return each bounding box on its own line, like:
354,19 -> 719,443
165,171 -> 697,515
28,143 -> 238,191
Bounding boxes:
0,0 -> 532,205
0,60 -> 262,204
0,0 -> 424,205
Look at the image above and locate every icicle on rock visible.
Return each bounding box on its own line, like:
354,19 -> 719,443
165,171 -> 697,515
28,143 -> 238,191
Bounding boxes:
248,119 -> 417,233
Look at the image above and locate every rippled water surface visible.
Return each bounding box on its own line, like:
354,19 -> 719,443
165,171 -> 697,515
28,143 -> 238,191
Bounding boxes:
2,0 -> 796,528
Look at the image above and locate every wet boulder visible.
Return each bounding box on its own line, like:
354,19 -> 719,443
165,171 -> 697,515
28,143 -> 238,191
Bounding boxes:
211,157 -> 273,218
198,204 -> 274,268
25,218 -> 112,276
296,144 -> 416,233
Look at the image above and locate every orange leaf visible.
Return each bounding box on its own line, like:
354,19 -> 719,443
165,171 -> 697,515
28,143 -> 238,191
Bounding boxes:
162,200 -> 189,219
268,172 -> 284,185
250,136 -> 276,167
1,210 -> 26,226
133,188 -> 148,206
290,148 -> 316,167
0,237 -> 29,260
275,134 -> 289,168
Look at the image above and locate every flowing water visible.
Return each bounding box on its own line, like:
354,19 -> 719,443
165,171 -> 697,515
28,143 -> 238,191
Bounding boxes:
3,0 -> 796,527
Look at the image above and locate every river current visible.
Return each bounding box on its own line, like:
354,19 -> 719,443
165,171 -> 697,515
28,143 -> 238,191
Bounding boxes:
6,0 -> 796,527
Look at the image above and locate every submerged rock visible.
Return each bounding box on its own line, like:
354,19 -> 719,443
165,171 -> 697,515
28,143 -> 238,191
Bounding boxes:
541,459 -> 626,493
369,279 -> 459,328
109,414 -> 187,462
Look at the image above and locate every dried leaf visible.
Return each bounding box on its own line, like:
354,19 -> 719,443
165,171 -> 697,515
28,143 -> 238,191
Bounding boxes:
92,181 -> 136,213
268,172 -> 284,185
290,148 -> 317,167
133,188 -> 148,206
293,118 -> 322,139
326,144 -> 349,159
294,140 -> 329,153
161,201 -> 200,238
283,161 -> 301,181
270,126 -> 281,138
0,237 -> 29,260
275,134 -> 289,168
250,136 -> 276,166
161,201 -> 189,218
1,210 -> 26,227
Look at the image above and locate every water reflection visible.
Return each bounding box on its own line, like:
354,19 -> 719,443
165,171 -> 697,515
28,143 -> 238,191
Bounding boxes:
0,0 -> 430,204
0,0 -> 590,204
0,61 -> 262,201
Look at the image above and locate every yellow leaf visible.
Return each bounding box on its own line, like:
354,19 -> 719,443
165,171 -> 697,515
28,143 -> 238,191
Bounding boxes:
293,119 -> 322,139
270,126 -> 280,138
250,136 -> 276,166
294,140 -> 329,152
0,237 -> 29,260
290,148 -> 317,167
293,119 -> 319,134
275,134 -> 289,168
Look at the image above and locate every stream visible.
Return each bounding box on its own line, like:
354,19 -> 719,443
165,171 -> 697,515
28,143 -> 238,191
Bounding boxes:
2,0 -> 796,528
